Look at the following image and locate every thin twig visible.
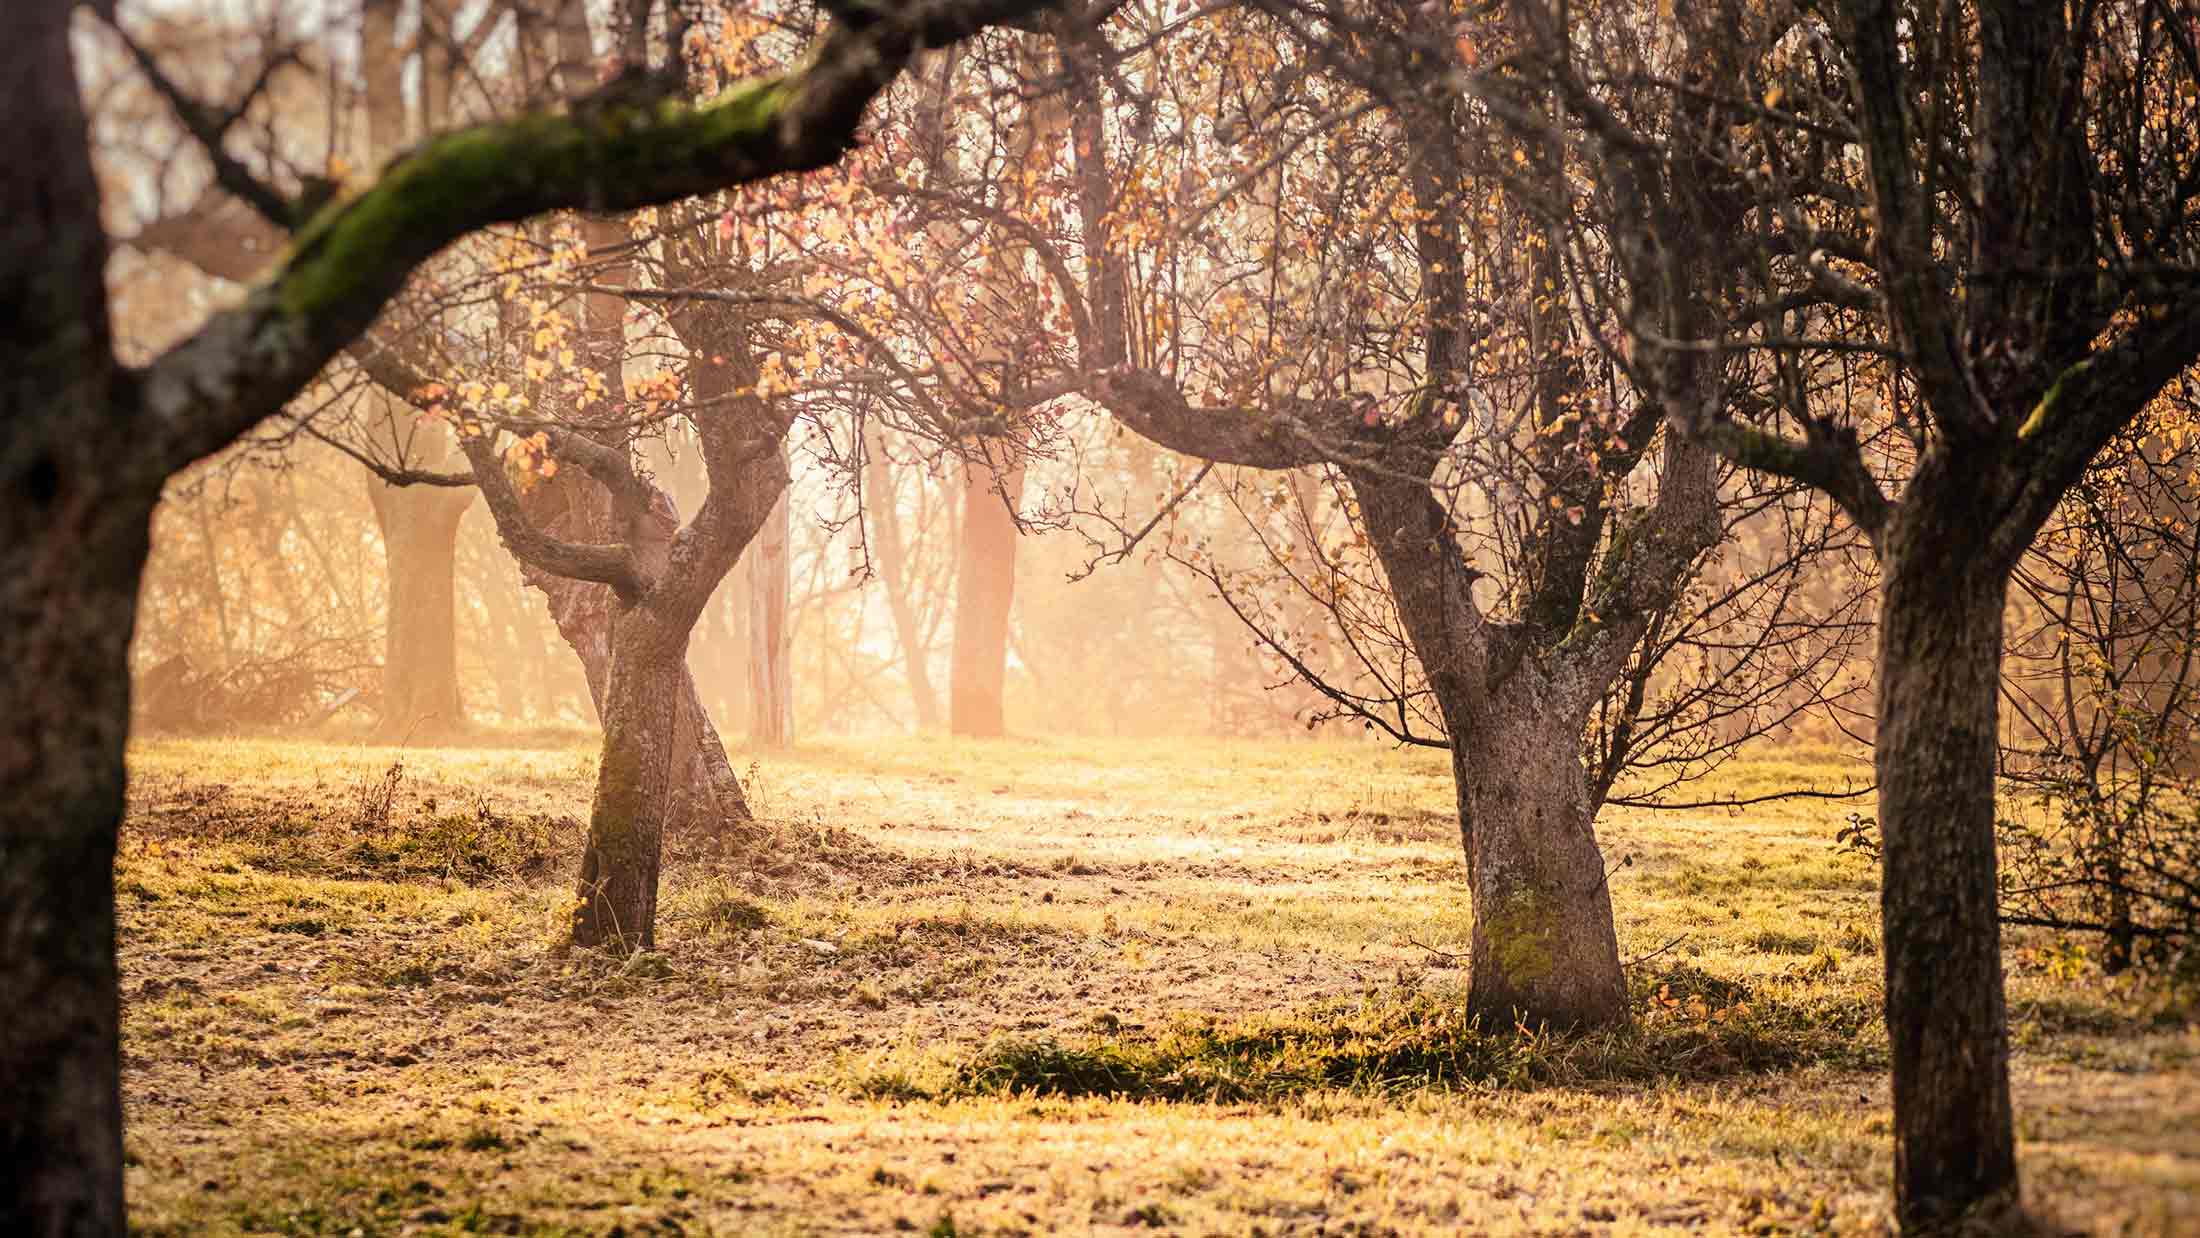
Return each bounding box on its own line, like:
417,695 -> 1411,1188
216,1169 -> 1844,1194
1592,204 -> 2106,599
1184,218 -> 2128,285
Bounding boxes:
1625,932 -> 1691,969
1405,936 -> 1469,962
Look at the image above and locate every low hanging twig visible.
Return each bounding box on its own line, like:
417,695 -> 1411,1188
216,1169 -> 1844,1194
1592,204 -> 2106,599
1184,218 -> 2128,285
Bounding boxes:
1625,932 -> 1692,970
1405,936 -> 1469,963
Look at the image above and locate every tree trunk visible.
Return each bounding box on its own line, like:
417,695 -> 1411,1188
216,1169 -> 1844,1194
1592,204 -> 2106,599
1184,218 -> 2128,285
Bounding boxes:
865,432 -> 942,729
510,388 -> 751,830
0,498 -> 148,1236
743,481 -> 796,747
571,611 -> 690,949
950,455 -> 1024,736
2,2 -> 137,1225
369,481 -> 474,739
357,0 -> 482,743
1350,469 -> 1636,1033
745,482 -> 793,746
1876,509 -> 2021,1228
523,560 -> 751,830
1450,677 -> 1629,1031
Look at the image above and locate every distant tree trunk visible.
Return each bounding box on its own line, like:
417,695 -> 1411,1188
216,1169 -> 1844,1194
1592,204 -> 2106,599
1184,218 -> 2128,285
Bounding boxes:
468,532 -> 539,722
1876,485 -> 2019,1225
356,0 -> 480,743
950,455 -> 1024,736
866,431 -> 942,729
928,33 -> 1044,741
722,571 -> 751,724
745,479 -> 793,746
369,479 -> 475,739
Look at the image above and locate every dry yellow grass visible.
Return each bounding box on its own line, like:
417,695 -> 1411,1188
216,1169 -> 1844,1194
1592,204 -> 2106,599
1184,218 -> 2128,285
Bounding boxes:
117,735 -> 2199,1235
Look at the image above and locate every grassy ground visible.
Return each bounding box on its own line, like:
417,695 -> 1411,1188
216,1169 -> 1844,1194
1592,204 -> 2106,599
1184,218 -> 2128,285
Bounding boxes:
117,734 -> 2199,1236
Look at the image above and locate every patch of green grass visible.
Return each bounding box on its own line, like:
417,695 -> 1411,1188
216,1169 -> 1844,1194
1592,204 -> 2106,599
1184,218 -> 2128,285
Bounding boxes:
681,882 -> 770,933
852,1069 -> 933,1102
344,805 -> 565,885
1746,927 -> 1819,955
943,973 -> 1882,1105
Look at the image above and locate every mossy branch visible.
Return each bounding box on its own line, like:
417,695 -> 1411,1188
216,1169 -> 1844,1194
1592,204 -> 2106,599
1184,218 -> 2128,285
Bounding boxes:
1695,417 -> 1890,548
132,0 -> 1060,480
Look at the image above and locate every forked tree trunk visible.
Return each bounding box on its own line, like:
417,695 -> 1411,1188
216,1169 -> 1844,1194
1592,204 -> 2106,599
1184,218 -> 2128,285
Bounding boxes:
508,259 -> 751,840
478,439 -> 781,948
950,455 -> 1024,736
1353,469 -> 1642,1033
369,480 -> 475,739
1449,678 -> 1628,1030
571,611 -> 694,949
1876,506 -> 2019,1227
523,555 -> 751,831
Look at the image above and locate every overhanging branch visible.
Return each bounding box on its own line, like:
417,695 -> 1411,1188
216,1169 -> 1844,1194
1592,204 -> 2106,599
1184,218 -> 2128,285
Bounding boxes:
131,0 -> 1064,483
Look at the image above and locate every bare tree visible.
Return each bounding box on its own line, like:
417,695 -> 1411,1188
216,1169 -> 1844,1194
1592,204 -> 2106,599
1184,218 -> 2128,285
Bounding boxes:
1064,0 -> 1806,1030
1491,0 -> 2200,1222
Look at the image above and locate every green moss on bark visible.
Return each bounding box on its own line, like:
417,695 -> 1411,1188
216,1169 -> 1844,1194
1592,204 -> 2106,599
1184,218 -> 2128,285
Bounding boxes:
1484,887 -> 1559,988
2017,354 -> 2095,441
272,77 -> 794,325
589,728 -> 647,857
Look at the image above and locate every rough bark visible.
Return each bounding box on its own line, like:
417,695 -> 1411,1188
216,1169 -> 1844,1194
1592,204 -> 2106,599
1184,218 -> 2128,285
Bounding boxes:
1,3 -> 135,1231
1876,484 -> 2019,1227
950,455 -> 1025,736
0,500 -> 148,1238
572,611 -> 693,949
1453,676 -> 1628,1029
527,558 -> 754,830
